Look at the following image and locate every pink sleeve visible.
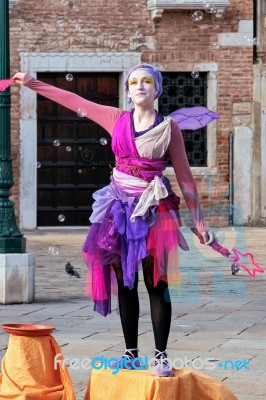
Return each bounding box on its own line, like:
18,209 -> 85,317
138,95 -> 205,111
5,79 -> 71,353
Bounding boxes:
25,78 -> 124,135
168,120 -> 209,235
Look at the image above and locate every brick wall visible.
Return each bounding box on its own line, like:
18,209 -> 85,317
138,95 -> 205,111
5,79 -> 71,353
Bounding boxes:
9,0 -> 254,227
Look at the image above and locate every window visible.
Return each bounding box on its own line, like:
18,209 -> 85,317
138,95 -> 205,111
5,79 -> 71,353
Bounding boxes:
159,72 -> 208,167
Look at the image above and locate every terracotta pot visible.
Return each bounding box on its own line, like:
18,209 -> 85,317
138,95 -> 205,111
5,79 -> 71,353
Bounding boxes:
1,323 -> 55,336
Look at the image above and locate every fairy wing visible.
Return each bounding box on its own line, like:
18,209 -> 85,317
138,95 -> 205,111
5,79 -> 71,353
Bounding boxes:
169,106 -> 220,131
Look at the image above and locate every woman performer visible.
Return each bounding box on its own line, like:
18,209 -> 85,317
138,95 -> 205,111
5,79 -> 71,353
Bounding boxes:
13,64 -> 216,376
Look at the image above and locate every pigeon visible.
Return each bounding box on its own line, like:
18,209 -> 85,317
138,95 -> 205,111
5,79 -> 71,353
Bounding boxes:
65,262 -> 81,278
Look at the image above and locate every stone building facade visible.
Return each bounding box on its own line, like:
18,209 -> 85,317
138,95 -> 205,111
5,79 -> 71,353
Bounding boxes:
8,0 -> 263,229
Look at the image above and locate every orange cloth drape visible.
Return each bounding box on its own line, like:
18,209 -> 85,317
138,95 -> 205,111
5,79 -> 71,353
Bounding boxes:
85,367 -> 238,400
0,334 -> 75,400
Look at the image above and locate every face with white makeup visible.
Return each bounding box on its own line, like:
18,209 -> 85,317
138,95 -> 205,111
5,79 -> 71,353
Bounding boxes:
127,70 -> 157,109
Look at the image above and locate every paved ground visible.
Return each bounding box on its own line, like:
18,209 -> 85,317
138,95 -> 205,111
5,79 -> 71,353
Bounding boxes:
0,226 -> 266,400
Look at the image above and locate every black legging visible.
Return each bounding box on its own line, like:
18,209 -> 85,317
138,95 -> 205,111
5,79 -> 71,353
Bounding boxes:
113,256 -> 172,353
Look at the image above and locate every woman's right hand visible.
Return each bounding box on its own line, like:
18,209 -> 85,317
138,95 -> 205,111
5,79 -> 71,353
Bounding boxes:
12,72 -> 33,85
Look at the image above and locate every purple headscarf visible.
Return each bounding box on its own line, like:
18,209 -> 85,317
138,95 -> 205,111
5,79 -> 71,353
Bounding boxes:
124,63 -> 163,99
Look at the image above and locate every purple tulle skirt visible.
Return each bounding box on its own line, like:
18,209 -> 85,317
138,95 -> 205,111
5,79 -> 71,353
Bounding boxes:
83,191 -> 189,316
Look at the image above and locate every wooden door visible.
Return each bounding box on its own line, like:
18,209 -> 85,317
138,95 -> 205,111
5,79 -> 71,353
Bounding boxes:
37,72 -> 119,226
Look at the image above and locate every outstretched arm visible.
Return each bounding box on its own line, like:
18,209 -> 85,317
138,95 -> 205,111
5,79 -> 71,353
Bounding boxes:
12,72 -> 124,135
168,120 -> 213,242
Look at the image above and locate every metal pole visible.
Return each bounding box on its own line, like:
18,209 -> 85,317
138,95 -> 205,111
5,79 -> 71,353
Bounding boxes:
0,0 -> 26,252
228,131 -> 234,226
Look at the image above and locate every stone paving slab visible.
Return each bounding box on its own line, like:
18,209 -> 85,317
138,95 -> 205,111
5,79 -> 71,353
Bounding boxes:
220,338 -> 266,350
0,227 -> 266,399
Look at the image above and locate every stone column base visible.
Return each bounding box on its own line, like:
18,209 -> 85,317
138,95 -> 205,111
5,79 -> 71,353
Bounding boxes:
0,253 -> 35,304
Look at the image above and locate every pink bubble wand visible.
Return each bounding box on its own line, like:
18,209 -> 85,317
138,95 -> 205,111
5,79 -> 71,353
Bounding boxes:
191,228 -> 265,278
229,247 -> 265,277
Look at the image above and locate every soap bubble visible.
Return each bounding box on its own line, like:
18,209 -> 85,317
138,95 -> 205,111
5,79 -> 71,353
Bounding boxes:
66,146 -> 72,152
253,37 -> 259,46
233,117 -> 241,126
65,73 -> 73,81
245,37 -> 253,44
155,63 -> 166,71
135,30 -> 143,38
57,19 -> 64,27
191,71 -> 199,79
100,138 -> 108,145
58,214 -> 65,222
53,139 -> 61,146
75,23 -> 81,32
191,11 -> 203,21
60,0 -> 69,5
48,246 -> 60,255
36,162 -> 41,168
205,5 -> 217,13
77,108 -> 87,117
